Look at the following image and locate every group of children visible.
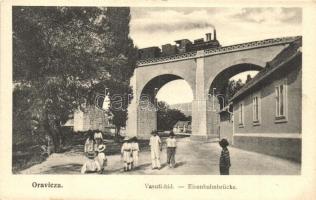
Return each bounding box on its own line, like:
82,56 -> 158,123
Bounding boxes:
121,137 -> 139,171
81,130 -> 231,175
81,131 -> 140,174
81,131 -> 107,174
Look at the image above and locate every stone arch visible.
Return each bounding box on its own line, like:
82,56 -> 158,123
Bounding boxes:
132,73 -> 194,138
205,58 -> 266,98
138,73 -> 195,103
200,62 -> 264,141
208,63 -> 263,96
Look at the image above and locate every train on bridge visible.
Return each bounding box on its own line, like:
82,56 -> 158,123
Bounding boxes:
138,29 -> 220,60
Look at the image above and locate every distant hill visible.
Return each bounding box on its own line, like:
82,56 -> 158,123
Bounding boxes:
169,102 -> 192,117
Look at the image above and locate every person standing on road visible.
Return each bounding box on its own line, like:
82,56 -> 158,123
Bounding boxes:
131,137 -> 139,169
121,137 -> 133,172
149,130 -> 162,170
166,131 -> 177,168
219,138 -> 231,175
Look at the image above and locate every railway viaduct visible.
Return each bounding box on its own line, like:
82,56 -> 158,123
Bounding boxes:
126,36 -> 300,140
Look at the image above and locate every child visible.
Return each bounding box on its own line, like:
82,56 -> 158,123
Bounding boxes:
166,131 -> 176,168
219,138 -> 231,175
121,137 -> 133,171
84,131 -> 97,155
95,144 -> 107,173
81,152 -> 101,174
130,137 -> 139,169
149,130 -> 162,170
94,131 -> 103,146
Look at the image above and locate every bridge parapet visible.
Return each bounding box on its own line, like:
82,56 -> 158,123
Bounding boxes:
137,36 -> 301,67
137,50 -> 197,66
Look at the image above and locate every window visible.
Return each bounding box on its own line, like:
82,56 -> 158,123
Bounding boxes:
252,95 -> 261,125
238,103 -> 244,127
275,79 -> 287,121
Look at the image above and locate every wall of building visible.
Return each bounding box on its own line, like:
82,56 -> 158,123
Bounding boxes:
219,111 -> 233,143
233,65 -> 302,134
233,136 -> 301,162
219,120 -> 233,144
73,105 -> 110,132
74,110 -> 84,132
232,63 -> 302,162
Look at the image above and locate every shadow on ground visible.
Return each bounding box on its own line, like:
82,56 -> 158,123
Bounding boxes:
175,161 -> 186,168
41,163 -> 82,174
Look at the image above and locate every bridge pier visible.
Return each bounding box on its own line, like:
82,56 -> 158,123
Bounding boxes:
137,100 -> 157,139
127,73 -> 157,139
126,96 -> 156,140
191,99 -> 219,141
191,51 -> 219,141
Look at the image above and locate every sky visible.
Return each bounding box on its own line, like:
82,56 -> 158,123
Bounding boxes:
129,7 -> 302,104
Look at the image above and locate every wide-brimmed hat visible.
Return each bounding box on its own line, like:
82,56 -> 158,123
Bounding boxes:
219,138 -> 229,147
87,152 -> 95,159
151,130 -> 157,135
98,144 -> 106,152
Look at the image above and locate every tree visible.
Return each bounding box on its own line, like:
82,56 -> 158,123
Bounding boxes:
222,78 -> 246,105
104,8 -> 138,139
13,7 -> 137,152
157,101 -> 190,131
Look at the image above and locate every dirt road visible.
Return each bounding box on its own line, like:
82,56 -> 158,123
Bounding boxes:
20,137 -> 300,175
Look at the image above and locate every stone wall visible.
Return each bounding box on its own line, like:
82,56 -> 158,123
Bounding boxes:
219,120 -> 233,144
73,105 -> 110,132
233,135 -> 301,162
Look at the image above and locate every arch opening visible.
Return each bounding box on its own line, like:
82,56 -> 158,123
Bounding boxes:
205,63 -> 263,141
140,74 -> 194,105
140,74 -> 183,103
156,80 -> 193,105
138,74 -> 194,134
208,63 -> 263,110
